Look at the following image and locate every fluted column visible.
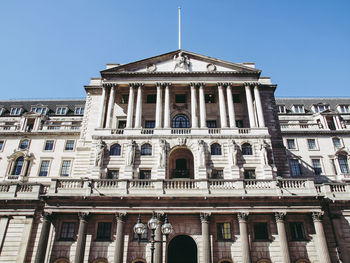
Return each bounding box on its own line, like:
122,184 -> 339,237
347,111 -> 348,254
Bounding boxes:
75,212 -> 89,263
164,84 -> 170,128
106,85 -> 116,128
134,84 -> 143,128
155,83 -> 163,128
217,83 -> 228,128
190,83 -> 198,128
253,84 -> 265,127
226,84 -> 236,128
275,213 -> 291,263
312,212 -> 332,263
245,84 -> 256,128
97,86 -> 107,128
238,213 -> 251,263
200,213 -> 211,263
114,213 -> 126,263
199,83 -> 207,128
34,212 -> 53,263
126,84 -> 135,128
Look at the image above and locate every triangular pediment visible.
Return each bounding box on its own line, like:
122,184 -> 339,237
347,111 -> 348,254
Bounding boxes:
101,50 -> 261,75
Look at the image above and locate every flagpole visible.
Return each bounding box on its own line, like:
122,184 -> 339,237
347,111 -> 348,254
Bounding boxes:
178,7 -> 181,50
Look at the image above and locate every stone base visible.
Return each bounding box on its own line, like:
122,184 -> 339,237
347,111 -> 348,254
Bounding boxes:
197,167 -> 207,179
123,166 -> 134,179
229,166 -> 240,179
156,168 -> 166,179
91,167 -> 102,179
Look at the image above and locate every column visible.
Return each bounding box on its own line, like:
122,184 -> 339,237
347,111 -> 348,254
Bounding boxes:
331,214 -> 350,263
226,84 -> 236,128
75,212 -> 89,263
217,83 -> 228,128
199,83 -> 207,128
134,84 -> 143,128
253,84 -> 265,127
114,213 -> 126,263
245,84 -> 256,128
163,84 -> 170,128
0,216 -> 10,252
191,83 -> 198,128
106,85 -> 116,128
275,213 -> 291,263
200,213 -> 211,263
35,212 -> 53,263
97,85 -> 107,128
154,214 -> 163,263
126,84 -> 135,128
155,84 -> 163,128
237,213 -> 251,263
312,212 -> 332,263
16,216 -> 34,262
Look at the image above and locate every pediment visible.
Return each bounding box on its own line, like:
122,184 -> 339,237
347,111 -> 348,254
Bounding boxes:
101,50 -> 261,75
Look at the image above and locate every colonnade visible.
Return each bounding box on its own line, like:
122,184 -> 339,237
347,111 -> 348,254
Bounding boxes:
34,211 -> 332,263
98,82 -> 266,129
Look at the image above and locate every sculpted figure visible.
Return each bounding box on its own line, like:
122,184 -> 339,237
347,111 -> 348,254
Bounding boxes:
95,139 -> 106,168
231,140 -> 240,166
260,140 -> 269,166
158,139 -> 166,168
126,140 -> 136,166
198,140 -> 205,167
173,51 -> 191,71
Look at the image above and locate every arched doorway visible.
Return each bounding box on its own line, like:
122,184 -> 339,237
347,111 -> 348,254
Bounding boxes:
168,235 -> 197,263
168,147 -> 194,179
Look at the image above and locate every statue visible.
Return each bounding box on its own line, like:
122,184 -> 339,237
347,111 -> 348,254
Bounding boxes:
198,140 -> 205,167
95,140 -> 106,168
159,139 -> 166,168
173,51 -> 191,71
125,140 -> 136,166
260,140 -> 269,166
230,140 -> 240,166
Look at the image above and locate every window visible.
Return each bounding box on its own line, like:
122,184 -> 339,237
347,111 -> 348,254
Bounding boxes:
175,94 -> 186,103
314,105 -> 329,113
141,144 -> 152,156
287,139 -> 296,150
206,120 -> 217,128
254,222 -> 269,240
172,114 -> 190,128
244,169 -> 256,179
307,139 -> 317,150
289,222 -> 306,241
211,143 -> 222,155
39,160 -> 50,177
293,105 -> 304,113
217,223 -> 231,240
56,107 -> 67,115
96,222 -> 112,240
339,105 -> 350,113
60,222 -> 76,240
338,155 -> 349,174
121,94 -> 129,104
107,169 -> 119,179
145,120 -> 155,128
12,156 -> 24,175
312,159 -> 322,175
241,143 -> 252,155
10,107 -> 21,115
278,105 -> 286,113
75,107 -> 84,115
332,137 -> 342,148
146,94 -> 156,103
60,160 -> 71,177
232,94 -> 241,103
31,107 -> 47,115
212,169 -> 223,179
139,170 -> 151,179
205,94 -> 216,103
44,140 -> 54,151
110,144 -> 121,156
118,120 -> 126,129
236,120 -> 243,128
290,159 -> 301,176
19,139 -> 30,150
65,140 -> 75,151
0,140 -> 4,151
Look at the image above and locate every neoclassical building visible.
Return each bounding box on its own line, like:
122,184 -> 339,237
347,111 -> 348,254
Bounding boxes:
0,50 -> 349,263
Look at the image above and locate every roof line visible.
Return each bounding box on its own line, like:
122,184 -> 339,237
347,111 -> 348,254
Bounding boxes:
0,97 -> 86,102
276,96 -> 350,99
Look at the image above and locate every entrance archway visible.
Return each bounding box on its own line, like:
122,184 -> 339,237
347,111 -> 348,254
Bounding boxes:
168,147 -> 194,179
168,235 -> 197,263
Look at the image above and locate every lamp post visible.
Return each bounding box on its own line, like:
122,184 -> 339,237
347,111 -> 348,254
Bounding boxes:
133,212 -> 173,263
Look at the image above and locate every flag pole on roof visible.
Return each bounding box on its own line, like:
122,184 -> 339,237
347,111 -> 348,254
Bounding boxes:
178,7 -> 181,50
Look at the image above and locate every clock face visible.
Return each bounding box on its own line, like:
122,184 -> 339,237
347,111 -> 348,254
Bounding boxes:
146,64 -> 157,72
207,63 -> 216,72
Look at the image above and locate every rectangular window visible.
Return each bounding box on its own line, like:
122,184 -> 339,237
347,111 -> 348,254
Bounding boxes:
217,223 -> 231,240
232,94 -> 241,103
118,120 -> 126,129
293,105 -> 304,113
107,169 -> 119,179
307,139 -> 317,150
31,107 -> 47,115
287,139 -> 296,149
314,105 -> 329,113
10,107 -> 21,115
65,140 -> 75,151
289,222 -> 306,241
332,138 -> 342,148
121,94 -> 129,104
75,107 -> 84,115
278,105 -> 286,113
60,222 -> 76,240
236,120 -> 243,128
145,120 -> 155,128
44,140 -> 54,151
56,107 -> 67,115
146,94 -> 156,103
254,222 -> 269,240
0,140 -> 4,151
206,120 -> 217,128
61,160 -> 72,177
339,105 -> 350,113
290,159 -> 301,176
96,222 -> 112,240
339,156 -> 349,174
312,159 -> 322,176
244,170 -> 256,179
39,160 -> 50,177
205,94 -> 216,103
139,170 -> 151,179
212,169 -> 223,179
175,94 -> 186,103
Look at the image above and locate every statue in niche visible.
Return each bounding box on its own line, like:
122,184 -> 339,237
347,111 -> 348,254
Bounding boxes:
173,51 -> 191,71
125,140 -> 136,166
230,140 -> 240,167
158,139 -> 167,168
198,140 -> 205,167
95,139 -> 106,168
260,140 -> 270,166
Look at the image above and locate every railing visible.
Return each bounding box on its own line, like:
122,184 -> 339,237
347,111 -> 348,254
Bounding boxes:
111,129 -> 124,134
208,128 -> 221,134
171,128 -> 191,134
141,129 -> 154,134
238,128 -> 250,134
280,123 -> 323,130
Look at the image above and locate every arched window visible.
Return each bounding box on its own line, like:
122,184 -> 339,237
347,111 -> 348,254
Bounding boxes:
257,259 -> 271,263
19,139 -> 30,150
141,143 -> 152,156
338,155 -> 349,174
53,258 -> 70,263
210,143 -> 222,155
172,114 -> 190,128
110,144 -> 121,156
91,258 -> 108,263
12,156 -> 24,175
295,260 -> 310,263
241,143 -> 252,155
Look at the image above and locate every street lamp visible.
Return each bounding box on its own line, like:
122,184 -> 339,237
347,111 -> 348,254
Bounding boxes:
133,212 -> 173,263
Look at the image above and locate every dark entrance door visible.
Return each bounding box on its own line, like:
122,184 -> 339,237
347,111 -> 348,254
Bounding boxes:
168,235 -> 197,263
174,159 -> 189,178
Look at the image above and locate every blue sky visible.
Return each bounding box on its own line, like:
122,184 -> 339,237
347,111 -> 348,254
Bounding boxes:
0,0 -> 349,99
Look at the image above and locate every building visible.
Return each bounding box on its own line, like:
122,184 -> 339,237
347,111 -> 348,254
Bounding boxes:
0,50 -> 349,263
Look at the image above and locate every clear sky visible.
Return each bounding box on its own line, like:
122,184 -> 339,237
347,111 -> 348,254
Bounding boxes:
0,0 -> 349,99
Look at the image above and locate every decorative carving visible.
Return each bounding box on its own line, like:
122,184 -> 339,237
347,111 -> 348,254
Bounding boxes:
158,139 -> 167,168
207,63 -> 216,72
260,140 -> 270,166
95,139 -> 106,168
200,213 -> 210,223
125,140 -> 136,166
275,212 -> 286,222
147,63 -> 157,72
173,51 -> 191,71
237,212 -> 249,222
177,138 -> 187,146
230,140 -> 240,166
42,211 -> 54,222
312,212 -> 324,222
78,212 -> 89,221
198,140 -> 205,167
115,213 -> 127,223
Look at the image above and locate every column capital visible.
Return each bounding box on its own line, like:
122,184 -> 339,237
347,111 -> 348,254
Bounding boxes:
129,82 -> 144,88
190,82 -> 196,87
196,82 -> 205,87
102,83 -> 117,88
78,212 -> 90,222
275,212 -> 286,222
217,82 -> 224,87
156,82 -> 163,87
115,213 -> 127,223
312,212 -> 324,222
237,212 -> 249,222
162,82 -> 172,87
42,211 -> 54,222
200,213 -> 211,223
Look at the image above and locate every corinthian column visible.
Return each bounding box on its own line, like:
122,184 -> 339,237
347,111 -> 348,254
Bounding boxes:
226,84 -> 236,128
190,83 -> 198,128
126,84 -> 135,128
245,84 -> 256,128
75,212 -> 89,263
217,83 -> 228,128
114,213 -> 126,263
200,213 -> 211,263
238,213 -> 251,263
154,213 -> 163,263
163,84 -> 171,128
253,84 -> 265,127
155,83 -> 163,128
275,213 -> 291,263
34,212 -> 53,263
134,84 -> 143,128
312,212 -> 332,263
199,83 -> 207,128
97,85 -> 107,128
106,85 -> 116,128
